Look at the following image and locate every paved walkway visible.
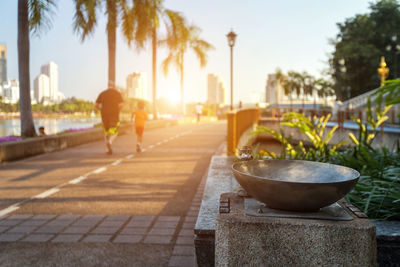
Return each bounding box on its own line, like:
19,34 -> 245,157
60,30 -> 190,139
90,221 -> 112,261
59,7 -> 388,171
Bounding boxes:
0,121 -> 225,266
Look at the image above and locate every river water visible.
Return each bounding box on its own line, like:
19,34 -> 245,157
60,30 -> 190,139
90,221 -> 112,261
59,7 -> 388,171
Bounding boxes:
0,117 -> 102,137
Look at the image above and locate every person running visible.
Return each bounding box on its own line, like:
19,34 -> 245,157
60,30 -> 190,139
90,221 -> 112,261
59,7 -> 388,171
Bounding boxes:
195,102 -> 203,123
95,82 -> 123,155
131,101 -> 148,153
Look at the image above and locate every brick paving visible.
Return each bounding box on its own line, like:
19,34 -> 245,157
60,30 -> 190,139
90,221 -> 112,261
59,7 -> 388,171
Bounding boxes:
0,121 -> 226,267
52,234 -> 82,243
0,214 -> 174,244
168,168 -> 207,267
0,159 -> 207,267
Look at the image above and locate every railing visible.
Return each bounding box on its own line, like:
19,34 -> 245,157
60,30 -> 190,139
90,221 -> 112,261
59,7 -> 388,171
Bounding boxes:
227,108 -> 260,155
267,106 -> 400,128
340,87 -> 380,110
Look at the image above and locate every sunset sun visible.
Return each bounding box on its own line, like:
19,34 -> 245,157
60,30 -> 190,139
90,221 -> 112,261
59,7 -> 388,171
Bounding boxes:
166,90 -> 181,104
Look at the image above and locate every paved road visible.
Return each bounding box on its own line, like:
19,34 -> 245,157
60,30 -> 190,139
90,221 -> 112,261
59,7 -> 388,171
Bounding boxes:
0,120 -> 226,267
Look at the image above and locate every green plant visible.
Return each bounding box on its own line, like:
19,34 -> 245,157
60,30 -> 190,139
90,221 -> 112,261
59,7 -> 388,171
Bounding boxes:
334,146 -> 400,220
339,86 -> 400,220
252,112 -> 345,161
348,98 -> 392,147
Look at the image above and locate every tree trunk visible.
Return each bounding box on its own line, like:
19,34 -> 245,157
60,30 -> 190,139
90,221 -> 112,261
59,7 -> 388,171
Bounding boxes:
152,27 -> 157,120
180,52 -> 184,115
18,0 -> 36,138
313,96 -> 316,110
106,0 -> 117,86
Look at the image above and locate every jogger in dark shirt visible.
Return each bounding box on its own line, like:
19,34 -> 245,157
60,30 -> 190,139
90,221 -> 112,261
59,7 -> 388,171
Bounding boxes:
95,82 -> 123,155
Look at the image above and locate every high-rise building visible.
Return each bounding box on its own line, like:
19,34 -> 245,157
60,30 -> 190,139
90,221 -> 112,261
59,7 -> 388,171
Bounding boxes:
34,74 -> 50,103
40,61 -> 58,102
126,72 -> 147,100
57,91 -> 66,103
207,74 -> 226,105
0,44 -> 7,85
265,74 -> 284,105
2,79 -> 19,104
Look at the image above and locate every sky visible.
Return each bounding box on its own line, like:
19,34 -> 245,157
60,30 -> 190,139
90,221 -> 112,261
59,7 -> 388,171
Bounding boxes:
0,0 -> 372,104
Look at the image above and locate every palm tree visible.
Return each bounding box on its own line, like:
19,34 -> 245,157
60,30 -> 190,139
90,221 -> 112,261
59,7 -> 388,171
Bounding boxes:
302,72 -> 316,110
161,19 -> 213,114
275,68 -> 291,109
316,79 -> 334,107
18,0 -> 57,137
129,1 -> 186,119
288,71 -> 302,109
73,0 -> 129,87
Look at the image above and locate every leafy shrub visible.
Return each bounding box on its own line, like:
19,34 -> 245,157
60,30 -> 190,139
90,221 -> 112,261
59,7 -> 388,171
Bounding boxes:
252,112 -> 345,162
251,83 -> 400,219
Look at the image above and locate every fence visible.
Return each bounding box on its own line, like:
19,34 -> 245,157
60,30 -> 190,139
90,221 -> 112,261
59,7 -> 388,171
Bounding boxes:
268,106 -> 400,128
227,108 -> 260,155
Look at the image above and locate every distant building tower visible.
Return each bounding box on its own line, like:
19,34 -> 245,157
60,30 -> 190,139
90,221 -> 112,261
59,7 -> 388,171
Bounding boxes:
2,80 -> 19,104
265,74 -> 284,105
126,72 -> 147,100
0,44 -> 7,85
34,74 -> 50,103
207,74 -> 226,105
57,91 -> 66,103
40,62 -> 58,102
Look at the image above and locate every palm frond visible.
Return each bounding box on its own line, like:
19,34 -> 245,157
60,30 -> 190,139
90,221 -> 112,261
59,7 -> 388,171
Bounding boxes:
120,0 -> 139,47
72,0 -> 100,42
28,0 -> 57,36
161,53 -> 173,76
192,45 -> 207,67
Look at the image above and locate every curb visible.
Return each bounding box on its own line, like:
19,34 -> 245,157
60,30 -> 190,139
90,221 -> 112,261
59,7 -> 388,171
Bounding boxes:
0,119 -> 178,163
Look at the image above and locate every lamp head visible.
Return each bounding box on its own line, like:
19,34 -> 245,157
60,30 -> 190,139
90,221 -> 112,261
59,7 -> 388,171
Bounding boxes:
226,30 -> 237,47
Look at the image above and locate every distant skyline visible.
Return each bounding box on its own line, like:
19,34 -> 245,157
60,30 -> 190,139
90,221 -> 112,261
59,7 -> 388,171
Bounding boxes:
1,0 -> 371,103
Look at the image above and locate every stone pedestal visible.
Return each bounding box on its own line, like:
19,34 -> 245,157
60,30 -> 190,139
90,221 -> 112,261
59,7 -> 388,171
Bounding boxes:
216,193 -> 377,266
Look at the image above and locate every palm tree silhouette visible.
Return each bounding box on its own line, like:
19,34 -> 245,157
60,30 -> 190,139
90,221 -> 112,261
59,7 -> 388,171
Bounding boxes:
302,72 -> 316,110
18,0 -> 57,137
72,0 -> 133,87
161,18 -> 213,114
288,71 -> 302,109
275,69 -> 291,109
125,0 -> 185,119
316,79 -> 334,106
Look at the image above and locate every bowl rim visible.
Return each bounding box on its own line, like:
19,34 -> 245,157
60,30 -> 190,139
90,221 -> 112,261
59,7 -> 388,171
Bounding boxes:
231,159 -> 360,185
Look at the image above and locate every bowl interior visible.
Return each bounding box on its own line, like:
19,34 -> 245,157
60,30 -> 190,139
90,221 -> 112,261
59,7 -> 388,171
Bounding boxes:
233,160 -> 359,184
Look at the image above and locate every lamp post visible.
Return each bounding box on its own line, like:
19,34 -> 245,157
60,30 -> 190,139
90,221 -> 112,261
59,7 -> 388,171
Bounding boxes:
227,30 -> 237,110
385,35 -> 400,78
338,58 -> 349,99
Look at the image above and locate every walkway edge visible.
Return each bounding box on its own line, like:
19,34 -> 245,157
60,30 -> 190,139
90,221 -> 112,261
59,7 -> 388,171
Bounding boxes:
0,119 -> 178,163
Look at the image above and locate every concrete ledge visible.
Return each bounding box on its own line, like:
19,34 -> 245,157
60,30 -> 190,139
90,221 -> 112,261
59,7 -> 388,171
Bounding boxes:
0,119 -> 178,163
194,156 -> 238,266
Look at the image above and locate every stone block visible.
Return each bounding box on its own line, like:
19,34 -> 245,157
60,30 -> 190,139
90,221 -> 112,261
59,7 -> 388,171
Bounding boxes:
373,220 -> 400,266
216,193 -> 377,266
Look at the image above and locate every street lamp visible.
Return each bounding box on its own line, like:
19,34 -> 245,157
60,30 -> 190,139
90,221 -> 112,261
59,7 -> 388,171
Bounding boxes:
338,58 -> 349,99
385,34 -> 400,78
227,30 -> 237,110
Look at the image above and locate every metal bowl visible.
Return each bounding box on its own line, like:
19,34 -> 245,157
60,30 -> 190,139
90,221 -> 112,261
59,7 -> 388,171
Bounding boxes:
232,160 -> 360,212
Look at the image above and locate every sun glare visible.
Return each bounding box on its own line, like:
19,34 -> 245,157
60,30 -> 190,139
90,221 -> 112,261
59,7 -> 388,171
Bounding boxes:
166,90 -> 181,104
